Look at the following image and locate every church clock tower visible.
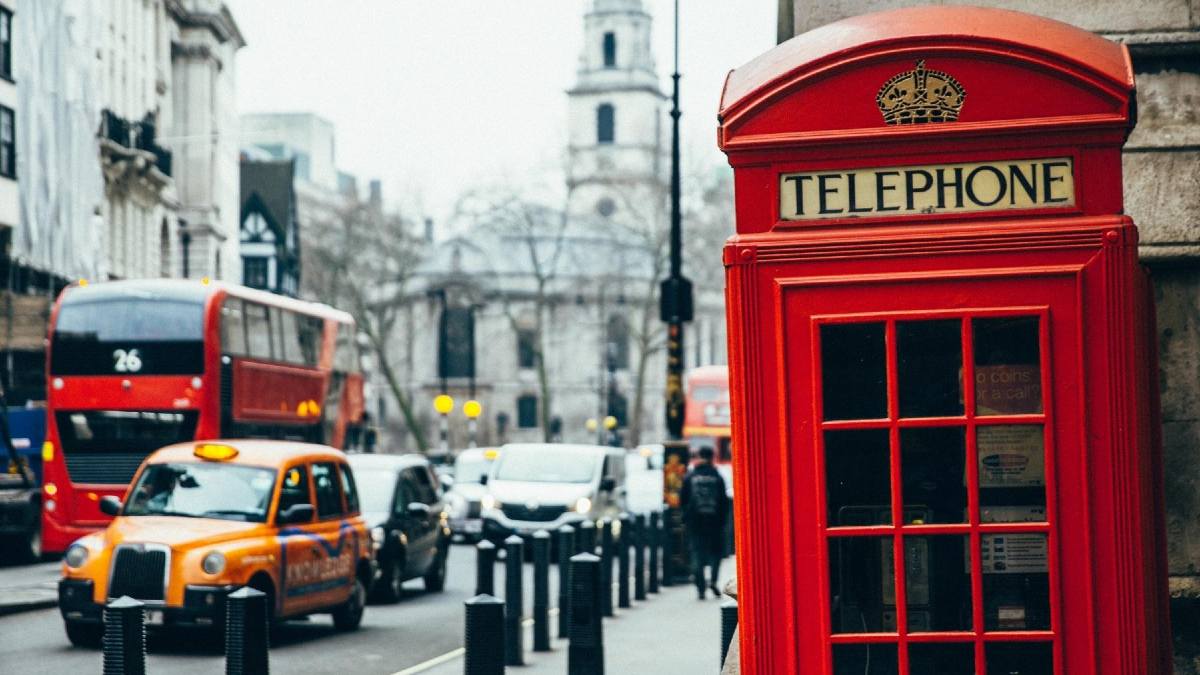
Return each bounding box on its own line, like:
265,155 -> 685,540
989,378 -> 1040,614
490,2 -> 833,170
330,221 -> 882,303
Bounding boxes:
567,0 -> 668,222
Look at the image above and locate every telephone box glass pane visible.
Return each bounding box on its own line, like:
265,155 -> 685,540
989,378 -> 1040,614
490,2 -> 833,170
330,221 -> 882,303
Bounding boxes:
833,643 -> 898,675
829,536 -> 895,633
977,425 -> 1046,523
908,642 -> 973,675
897,319 -> 963,417
826,430 -> 891,526
985,642 -> 1052,675
981,532 -> 1051,631
901,427 -> 967,524
906,535 -> 972,632
821,322 -> 887,420
973,317 -> 1042,416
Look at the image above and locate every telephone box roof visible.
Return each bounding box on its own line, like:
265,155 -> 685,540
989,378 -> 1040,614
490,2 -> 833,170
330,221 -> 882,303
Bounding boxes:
720,6 -> 1133,121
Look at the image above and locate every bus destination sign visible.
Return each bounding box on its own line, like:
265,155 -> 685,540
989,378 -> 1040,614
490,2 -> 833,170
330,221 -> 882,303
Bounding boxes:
779,157 -> 1075,221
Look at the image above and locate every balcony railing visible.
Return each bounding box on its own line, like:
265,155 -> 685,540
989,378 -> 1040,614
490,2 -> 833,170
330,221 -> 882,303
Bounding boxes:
100,108 -> 173,178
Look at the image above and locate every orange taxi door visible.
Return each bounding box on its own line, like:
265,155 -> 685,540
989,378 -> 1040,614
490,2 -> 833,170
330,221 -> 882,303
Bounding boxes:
276,464 -> 321,617
309,461 -> 358,608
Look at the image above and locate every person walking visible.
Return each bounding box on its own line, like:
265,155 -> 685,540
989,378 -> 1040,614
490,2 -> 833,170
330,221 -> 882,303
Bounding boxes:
680,446 -> 730,599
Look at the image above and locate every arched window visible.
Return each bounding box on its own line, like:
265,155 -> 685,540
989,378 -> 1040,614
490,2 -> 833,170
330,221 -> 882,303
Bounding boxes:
602,32 -> 616,68
597,104 -> 615,144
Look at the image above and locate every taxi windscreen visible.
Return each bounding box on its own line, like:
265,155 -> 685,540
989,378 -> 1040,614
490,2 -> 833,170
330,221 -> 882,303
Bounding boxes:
124,463 -> 276,523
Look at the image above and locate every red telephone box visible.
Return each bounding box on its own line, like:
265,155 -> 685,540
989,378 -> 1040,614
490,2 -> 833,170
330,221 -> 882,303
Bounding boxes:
719,7 -> 1170,675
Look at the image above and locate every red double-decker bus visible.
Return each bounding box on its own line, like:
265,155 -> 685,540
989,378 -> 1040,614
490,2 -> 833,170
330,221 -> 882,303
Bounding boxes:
683,365 -> 732,465
41,279 -> 365,552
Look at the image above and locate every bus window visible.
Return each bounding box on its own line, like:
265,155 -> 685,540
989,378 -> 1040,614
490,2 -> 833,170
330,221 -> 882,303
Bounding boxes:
221,298 -> 246,356
245,303 -> 272,360
279,310 -> 302,365
270,308 -> 286,363
298,315 -> 322,367
335,323 -> 359,373
51,295 -> 204,375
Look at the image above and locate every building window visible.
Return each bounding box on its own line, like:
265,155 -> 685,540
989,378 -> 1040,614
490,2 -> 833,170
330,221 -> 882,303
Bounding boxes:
159,219 -> 171,277
0,106 -> 13,179
597,104 -> 615,144
243,257 -> 269,289
517,328 -> 536,369
0,8 -> 11,81
602,32 -> 616,68
517,395 -> 538,429
606,314 -> 629,370
438,306 -> 475,379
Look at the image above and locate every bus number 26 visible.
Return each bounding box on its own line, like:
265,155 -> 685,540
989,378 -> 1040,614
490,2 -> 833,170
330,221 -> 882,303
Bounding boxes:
113,349 -> 143,373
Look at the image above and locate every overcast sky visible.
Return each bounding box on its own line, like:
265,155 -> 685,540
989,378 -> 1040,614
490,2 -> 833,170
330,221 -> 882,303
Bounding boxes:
226,0 -> 776,224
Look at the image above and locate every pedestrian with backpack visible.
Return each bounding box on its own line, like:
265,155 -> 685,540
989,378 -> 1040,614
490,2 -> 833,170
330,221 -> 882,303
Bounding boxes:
680,445 -> 730,599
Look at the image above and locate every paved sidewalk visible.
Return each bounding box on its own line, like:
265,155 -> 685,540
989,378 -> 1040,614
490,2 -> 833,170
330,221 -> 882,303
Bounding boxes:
0,560 -> 60,616
416,564 -> 733,675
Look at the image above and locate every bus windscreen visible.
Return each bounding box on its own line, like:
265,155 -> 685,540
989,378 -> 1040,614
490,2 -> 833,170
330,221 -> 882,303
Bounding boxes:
51,298 -> 205,375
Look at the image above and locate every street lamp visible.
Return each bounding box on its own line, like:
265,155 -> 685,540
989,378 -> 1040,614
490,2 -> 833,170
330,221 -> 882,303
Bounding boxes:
463,399 -> 482,449
603,415 -> 618,447
586,417 -> 599,443
433,394 -> 455,456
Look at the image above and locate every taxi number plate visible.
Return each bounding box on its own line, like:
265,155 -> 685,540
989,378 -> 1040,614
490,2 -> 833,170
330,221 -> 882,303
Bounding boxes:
145,609 -> 164,625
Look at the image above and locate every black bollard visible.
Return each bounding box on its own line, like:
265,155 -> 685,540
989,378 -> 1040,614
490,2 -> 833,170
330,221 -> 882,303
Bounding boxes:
226,586 -> 270,675
648,511 -> 661,594
103,596 -> 145,675
532,530 -> 551,652
464,594 -> 506,675
720,598 -> 739,669
476,540 -> 497,596
599,518 -> 614,617
557,524 -> 575,639
633,513 -> 647,601
577,519 -> 596,555
567,553 -> 604,675
504,535 -> 524,666
616,513 -> 631,609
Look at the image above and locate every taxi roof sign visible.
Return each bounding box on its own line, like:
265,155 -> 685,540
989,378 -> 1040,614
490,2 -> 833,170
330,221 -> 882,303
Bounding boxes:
483,448 -> 500,460
194,443 -> 239,461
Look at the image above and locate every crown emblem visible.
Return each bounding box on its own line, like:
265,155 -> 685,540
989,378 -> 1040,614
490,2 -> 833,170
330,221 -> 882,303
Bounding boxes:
876,60 -> 966,125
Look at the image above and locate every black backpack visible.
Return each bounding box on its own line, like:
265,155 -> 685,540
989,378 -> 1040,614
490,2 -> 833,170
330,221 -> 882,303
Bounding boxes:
689,473 -> 723,517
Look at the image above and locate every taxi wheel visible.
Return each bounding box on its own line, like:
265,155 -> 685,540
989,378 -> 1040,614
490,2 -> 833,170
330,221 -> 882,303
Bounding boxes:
423,545 -> 448,593
332,577 -> 366,631
64,621 -> 102,648
375,557 -> 405,604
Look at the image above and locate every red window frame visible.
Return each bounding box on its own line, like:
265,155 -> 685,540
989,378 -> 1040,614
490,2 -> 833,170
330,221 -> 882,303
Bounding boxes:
813,306 -> 1061,674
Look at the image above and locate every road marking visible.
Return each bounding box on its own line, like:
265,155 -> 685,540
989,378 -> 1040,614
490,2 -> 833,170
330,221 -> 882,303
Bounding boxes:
389,609 -> 558,675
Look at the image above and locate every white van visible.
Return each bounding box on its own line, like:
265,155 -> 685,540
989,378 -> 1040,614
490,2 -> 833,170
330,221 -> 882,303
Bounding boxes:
480,443 -> 627,542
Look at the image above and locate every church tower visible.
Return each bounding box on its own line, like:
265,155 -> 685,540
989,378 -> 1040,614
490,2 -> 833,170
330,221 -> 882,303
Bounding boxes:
567,0 -> 668,223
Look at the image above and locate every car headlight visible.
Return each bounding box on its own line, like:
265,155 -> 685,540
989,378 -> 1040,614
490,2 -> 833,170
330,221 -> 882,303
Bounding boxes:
64,544 -> 89,569
201,551 -> 226,576
574,497 -> 592,514
482,494 -> 500,511
371,526 -> 386,551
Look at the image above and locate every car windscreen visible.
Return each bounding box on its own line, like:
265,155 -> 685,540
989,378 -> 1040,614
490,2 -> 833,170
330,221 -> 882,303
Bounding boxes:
454,458 -> 490,483
123,462 -> 276,522
350,468 -> 398,514
493,449 -> 597,484
51,297 -> 205,375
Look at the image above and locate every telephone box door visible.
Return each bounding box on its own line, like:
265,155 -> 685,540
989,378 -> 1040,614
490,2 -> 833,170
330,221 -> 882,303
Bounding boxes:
784,270 -> 1087,675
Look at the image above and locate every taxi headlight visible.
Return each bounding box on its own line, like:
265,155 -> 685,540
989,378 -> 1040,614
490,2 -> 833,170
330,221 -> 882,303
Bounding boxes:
371,527 -> 385,551
481,494 -> 499,511
574,497 -> 592,514
64,544 -> 89,569
201,551 -> 226,575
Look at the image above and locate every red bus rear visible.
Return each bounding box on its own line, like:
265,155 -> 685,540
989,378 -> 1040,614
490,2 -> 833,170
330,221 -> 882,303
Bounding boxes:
683,365 -> 732,463
41,279 -> 365,552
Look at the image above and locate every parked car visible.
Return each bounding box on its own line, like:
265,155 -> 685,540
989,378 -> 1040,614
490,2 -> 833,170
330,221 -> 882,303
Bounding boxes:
481,443 -> 627,544
58,441 -> 373,646
346,453 -> 450,603
444,447 -> 499,541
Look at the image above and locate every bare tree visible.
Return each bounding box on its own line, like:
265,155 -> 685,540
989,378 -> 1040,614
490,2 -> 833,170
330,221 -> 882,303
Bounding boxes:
454,188 -> 571,442
305,200 -> 429,453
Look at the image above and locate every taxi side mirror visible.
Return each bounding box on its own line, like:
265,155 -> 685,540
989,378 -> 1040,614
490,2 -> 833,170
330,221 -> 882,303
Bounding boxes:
99,496 -> 122,517
479,474 -> 488,486
278,503 -> 315,525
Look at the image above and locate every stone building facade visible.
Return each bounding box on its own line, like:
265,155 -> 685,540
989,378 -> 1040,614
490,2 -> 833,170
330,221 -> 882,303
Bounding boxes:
778,1 -> 1200,670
